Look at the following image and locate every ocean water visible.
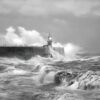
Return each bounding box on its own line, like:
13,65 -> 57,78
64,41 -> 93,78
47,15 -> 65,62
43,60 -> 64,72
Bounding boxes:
0,53 -> 100,100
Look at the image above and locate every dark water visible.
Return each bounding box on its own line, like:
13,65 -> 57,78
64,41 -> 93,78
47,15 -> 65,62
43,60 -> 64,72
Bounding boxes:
0,54 -> 100,100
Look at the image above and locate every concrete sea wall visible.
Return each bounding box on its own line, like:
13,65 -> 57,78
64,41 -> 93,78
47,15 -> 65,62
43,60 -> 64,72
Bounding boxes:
0,46 -> 51,60
0,46 -> 65,60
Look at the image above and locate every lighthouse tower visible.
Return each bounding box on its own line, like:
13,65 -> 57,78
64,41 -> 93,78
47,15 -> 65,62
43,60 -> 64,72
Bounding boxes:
43,33 -> 53,57
47,33 -> 52,47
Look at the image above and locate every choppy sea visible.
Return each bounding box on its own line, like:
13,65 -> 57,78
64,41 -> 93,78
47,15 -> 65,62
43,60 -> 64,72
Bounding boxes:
0,53 -> 100,100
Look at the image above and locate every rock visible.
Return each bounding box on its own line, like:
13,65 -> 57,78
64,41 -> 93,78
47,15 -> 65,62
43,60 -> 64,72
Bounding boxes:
54,71 -> 67,85
54,70 -> 78,85
78,71 -> 100,90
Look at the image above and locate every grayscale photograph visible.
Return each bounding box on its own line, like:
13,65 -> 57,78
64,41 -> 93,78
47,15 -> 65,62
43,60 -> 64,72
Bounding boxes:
0,0 -> 99,100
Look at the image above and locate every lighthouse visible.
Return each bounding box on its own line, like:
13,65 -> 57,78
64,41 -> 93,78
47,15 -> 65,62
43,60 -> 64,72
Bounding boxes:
47,33 -> 52,47
42,33 -> 53,57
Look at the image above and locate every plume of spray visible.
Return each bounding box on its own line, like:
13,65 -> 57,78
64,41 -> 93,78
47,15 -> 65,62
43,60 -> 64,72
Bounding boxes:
2,26 -> 46,46
64,43 -> 82,61
52,42 -> 83,61
5,27 -> 24,46
18,27 -> 46,46
49,42 -> 64,60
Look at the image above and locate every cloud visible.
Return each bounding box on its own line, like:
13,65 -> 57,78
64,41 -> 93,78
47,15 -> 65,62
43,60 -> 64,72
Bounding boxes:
0,5 -> 10,14
0,26 -> 46,46
53,18 -> 66,24
54,0 -> 100,16
0,0 -> 100,16
19,0 -> 100,16
93,10 -> 100,16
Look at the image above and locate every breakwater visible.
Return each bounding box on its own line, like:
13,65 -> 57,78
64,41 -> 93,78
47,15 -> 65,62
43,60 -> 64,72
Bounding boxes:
0,46 -> 51,60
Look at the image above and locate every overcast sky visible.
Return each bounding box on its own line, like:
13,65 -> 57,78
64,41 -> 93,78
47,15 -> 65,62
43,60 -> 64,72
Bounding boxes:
0,0 -> 100,53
